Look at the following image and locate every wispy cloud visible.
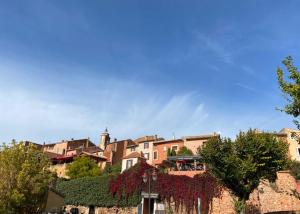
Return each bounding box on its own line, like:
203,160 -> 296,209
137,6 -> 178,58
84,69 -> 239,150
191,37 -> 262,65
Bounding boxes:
236,82 -> 257,93
0,88 -> 210,143
196,33 -> 234,65
0,59 -> 211,143
0,55 -> 294,144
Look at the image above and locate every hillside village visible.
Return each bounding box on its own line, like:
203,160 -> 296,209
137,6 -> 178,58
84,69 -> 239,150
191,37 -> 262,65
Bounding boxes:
2,2 -> 300,214
18,127 -> 300,214
39,128 -> 299,178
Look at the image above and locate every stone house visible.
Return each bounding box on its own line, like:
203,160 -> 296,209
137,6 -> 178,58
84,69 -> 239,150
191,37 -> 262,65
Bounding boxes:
121,151 -> 145,172
44,137 -> 107,178
280,128 -> 300,161
43,138 -> 96,155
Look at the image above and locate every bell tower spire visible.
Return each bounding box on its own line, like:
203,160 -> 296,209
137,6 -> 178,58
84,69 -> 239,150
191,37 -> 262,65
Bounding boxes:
100,128 -> 110,150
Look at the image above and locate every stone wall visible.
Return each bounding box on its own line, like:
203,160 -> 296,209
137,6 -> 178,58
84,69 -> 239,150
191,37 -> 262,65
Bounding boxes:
65,171 -> 300,214
168,170 -> 204,177
65,205 -> 137,214
249,171 -> 300,213
211,171 -> 300,214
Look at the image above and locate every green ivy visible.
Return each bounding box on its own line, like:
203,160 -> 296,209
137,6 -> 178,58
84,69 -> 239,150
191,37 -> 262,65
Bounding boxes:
56,176 -> 141,207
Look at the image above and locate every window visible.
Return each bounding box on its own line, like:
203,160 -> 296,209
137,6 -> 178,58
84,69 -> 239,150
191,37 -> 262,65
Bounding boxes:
126,159 -> 133,169
130,147 -> 135,152
297,148 -> 300,156
144,153 -> 149,160
144,142 -> 149,149
171,145 -> 178,151
153,151 -> 158,160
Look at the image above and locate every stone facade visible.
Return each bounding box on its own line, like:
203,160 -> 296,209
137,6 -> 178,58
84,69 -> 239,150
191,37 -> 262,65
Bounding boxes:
280,128 -> 300,161
211,171 -> 300,214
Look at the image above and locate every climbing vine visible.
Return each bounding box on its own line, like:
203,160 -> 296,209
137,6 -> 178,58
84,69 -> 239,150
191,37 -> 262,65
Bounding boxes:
109,161 -> 221,213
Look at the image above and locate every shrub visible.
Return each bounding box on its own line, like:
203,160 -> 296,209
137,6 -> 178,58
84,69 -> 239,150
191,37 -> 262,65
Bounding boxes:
290,161 -> 300,180
103,163 -> 122,176
56,176 -> 140,207
66,156 -> 101,179
177,146 -> 193,156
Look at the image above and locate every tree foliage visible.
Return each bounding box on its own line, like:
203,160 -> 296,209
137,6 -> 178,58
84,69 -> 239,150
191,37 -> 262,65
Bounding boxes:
56,176 -> 141,207
0,141 -> 53,214
277,56 -> 300,128
103,163 -> 121,176
199,129 -> 288,211
177,146 -> 193,156
167,148 -> 176,156
289,161 -> 300,180
66,156 -> 101,179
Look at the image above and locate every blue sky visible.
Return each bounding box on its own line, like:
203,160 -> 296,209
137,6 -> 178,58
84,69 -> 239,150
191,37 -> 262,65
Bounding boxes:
0,0 -> 299,144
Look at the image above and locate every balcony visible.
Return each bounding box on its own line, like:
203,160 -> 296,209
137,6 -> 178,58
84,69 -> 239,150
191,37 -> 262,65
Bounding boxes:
166,155 -> 205,177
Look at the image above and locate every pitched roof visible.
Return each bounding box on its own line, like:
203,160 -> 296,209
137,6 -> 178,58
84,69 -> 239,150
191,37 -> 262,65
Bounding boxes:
45,138 -> 95,147
44,151 -> 64,159
182,133 -> 220,141
79,151 -> 108,160
123,152 -> 145,159
153,138 -> 183,145
126,140 -> 138,148
133,135 -> 163,144
23,141 -> 43,150
68,146 -> 103,153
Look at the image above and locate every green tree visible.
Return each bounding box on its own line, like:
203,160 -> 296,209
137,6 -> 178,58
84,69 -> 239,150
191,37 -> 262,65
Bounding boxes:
66,156 -> 101,179
0,141 -> 53,214
167,148 -> 177,156
199,129 -> 288,214
289,161 -> 300,180
177,146 -> 193,156
103,163 -> 121,176
277,56 -> 300,129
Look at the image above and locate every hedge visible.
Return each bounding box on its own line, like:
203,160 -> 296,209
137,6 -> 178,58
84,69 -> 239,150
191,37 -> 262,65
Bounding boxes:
56,176 -> 141,207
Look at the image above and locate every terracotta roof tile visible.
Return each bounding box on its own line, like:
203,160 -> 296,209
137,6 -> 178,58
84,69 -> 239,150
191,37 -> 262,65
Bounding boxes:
123,152 -> 145,159
44,151 -> 64,159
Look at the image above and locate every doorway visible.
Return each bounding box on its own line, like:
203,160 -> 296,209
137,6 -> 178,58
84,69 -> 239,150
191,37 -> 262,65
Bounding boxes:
143,198 -> 154,214
88,206 -> 95,214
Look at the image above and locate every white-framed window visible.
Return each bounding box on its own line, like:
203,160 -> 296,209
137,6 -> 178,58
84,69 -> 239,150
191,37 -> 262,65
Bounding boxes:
297,148 -> 300,156
153,151 -> 158,160
126,159 -> 133,169
130,147 -> 135,152
171,145 -> 178,151
144,153 -> 149,160
144,142 -> 149,149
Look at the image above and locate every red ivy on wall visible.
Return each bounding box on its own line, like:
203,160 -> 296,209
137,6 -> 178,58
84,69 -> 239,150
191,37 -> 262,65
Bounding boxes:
109,161 -> 222,213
